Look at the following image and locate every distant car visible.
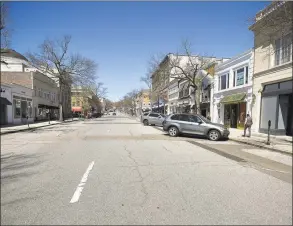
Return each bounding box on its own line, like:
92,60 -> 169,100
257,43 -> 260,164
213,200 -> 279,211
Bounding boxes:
141,112 -> 165,126
162,113 -> 229,141
92,112 -> 102,118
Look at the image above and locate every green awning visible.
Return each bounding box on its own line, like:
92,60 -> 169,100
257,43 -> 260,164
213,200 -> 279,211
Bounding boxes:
220,93 -> 246,104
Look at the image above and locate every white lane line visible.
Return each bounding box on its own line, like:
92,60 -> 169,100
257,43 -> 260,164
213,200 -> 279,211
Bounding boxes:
70,161 -> 95,204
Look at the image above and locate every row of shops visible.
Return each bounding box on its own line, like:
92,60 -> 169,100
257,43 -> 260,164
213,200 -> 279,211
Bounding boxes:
0,83 -> 60,125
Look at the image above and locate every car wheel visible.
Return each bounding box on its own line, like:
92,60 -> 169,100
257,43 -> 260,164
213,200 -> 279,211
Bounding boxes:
143,119 -> 149,126
208,129 -> 220,141
168,126 -> 179,137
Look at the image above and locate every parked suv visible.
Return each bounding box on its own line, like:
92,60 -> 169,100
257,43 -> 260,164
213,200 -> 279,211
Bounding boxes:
141,112 -> 165,126
162,113 -> 229,141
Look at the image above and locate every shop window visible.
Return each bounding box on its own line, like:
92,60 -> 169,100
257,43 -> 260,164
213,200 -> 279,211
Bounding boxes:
263,83 -> 279,92
14,99 -> 21,118
279,80 -> 292,90
260,96 -> 277,129
28,102 -> 32,117
278,95 -> 289,130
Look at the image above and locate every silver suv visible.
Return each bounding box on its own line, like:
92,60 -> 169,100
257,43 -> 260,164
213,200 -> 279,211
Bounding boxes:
141,112 -> 165,126
162,113 -> 229,141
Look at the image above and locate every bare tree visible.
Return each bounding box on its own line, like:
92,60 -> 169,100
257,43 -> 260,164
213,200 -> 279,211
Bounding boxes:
0,2 -> 11,49
119,89 -> 139,115
26,35 -> 98,121
151,40 -> 215,114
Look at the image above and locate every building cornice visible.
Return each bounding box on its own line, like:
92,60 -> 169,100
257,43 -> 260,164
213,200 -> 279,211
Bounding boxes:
254,61 -> 292,78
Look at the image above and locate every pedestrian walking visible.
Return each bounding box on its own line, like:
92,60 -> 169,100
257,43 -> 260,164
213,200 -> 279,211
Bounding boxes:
243,113 -> 253,137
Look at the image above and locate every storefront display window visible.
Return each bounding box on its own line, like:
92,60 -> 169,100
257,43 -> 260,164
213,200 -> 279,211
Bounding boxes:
260,96 -> 277,129
28,102 -> 32,117
14,99 -> 21,118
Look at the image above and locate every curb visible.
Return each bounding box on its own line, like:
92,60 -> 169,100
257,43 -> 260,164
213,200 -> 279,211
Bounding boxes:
0,120 -> 79,136
229,137 -> 292,156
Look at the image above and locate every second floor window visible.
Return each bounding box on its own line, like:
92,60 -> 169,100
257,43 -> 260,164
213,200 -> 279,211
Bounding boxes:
275,33 -> 292,66
218,73 -> 229,91
233,66 -> 249,87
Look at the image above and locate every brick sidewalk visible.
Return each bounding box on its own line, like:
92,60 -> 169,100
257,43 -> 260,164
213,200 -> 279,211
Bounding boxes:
0,118 -> 80,135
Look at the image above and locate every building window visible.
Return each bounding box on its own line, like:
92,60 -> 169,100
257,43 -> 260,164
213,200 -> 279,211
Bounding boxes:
38,88 -> 41,97
14,99 -> 21,118
275,33 -> 292,66
219,73 -> 229,90
34,86 -> 37,96
233,66 -> 249,87
245,66 -> 249,84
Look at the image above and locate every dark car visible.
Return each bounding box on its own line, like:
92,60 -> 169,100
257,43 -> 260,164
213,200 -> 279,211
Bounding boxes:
92,112 -> 102,118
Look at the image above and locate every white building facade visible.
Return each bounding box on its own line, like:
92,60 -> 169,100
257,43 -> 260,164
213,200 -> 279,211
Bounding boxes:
211,50 -> 254,130
0,83 -> 34,125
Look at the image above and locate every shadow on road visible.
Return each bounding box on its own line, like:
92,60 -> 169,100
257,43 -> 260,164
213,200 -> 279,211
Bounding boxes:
1,152 -> 44,184
83,122 -> 141,125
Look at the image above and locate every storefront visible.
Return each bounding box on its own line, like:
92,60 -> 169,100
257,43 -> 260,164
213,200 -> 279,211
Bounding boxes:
259,80 -> 292,136
0,85 -> 12,125
1,84 -> 34,125
221,93 -> 247,129
36,104 -> 59,121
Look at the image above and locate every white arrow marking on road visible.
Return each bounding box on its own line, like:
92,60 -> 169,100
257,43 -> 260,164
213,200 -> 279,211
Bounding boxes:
70,161 -> 95,204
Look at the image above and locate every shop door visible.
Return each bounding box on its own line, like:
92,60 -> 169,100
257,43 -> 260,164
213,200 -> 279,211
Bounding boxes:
0,104 -> 7,125
286,94 -> 293,136
230,104 -> 238,128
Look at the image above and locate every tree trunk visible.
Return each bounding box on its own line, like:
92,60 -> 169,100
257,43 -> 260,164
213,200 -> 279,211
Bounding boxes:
59,84 -> 63,121
194,88 -> 201,114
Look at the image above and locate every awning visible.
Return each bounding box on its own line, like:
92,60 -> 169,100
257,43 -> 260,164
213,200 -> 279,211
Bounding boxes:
72,106 -> 82,112
0,97 -> 12,105
220,93 -> 246,104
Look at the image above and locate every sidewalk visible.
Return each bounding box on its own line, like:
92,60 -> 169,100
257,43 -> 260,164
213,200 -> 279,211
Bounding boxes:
0,118 -> 80,135
228,128 -> 292,156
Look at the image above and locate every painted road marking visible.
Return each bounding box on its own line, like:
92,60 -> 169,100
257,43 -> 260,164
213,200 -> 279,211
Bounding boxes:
70,161 -> 95,203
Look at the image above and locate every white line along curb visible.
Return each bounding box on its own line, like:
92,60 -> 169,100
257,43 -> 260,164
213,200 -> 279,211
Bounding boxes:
70,161 -> 95,204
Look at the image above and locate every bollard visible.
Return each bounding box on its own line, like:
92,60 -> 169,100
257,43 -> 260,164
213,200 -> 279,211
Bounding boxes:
266,120 -> 271,145
48,113 -> 51,124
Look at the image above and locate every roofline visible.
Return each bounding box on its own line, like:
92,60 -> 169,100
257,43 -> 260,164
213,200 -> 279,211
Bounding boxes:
216,49 -> 253,70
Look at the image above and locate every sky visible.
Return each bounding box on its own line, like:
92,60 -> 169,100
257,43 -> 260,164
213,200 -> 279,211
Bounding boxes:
8,1 -> 269,102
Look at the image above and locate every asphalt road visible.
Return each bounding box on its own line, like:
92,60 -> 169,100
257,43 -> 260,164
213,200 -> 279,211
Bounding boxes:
1,113 -> 292,225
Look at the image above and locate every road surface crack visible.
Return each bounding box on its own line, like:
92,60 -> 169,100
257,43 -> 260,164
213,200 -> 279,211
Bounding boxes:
124,145 -> 149,205
162,145 -> 172,153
